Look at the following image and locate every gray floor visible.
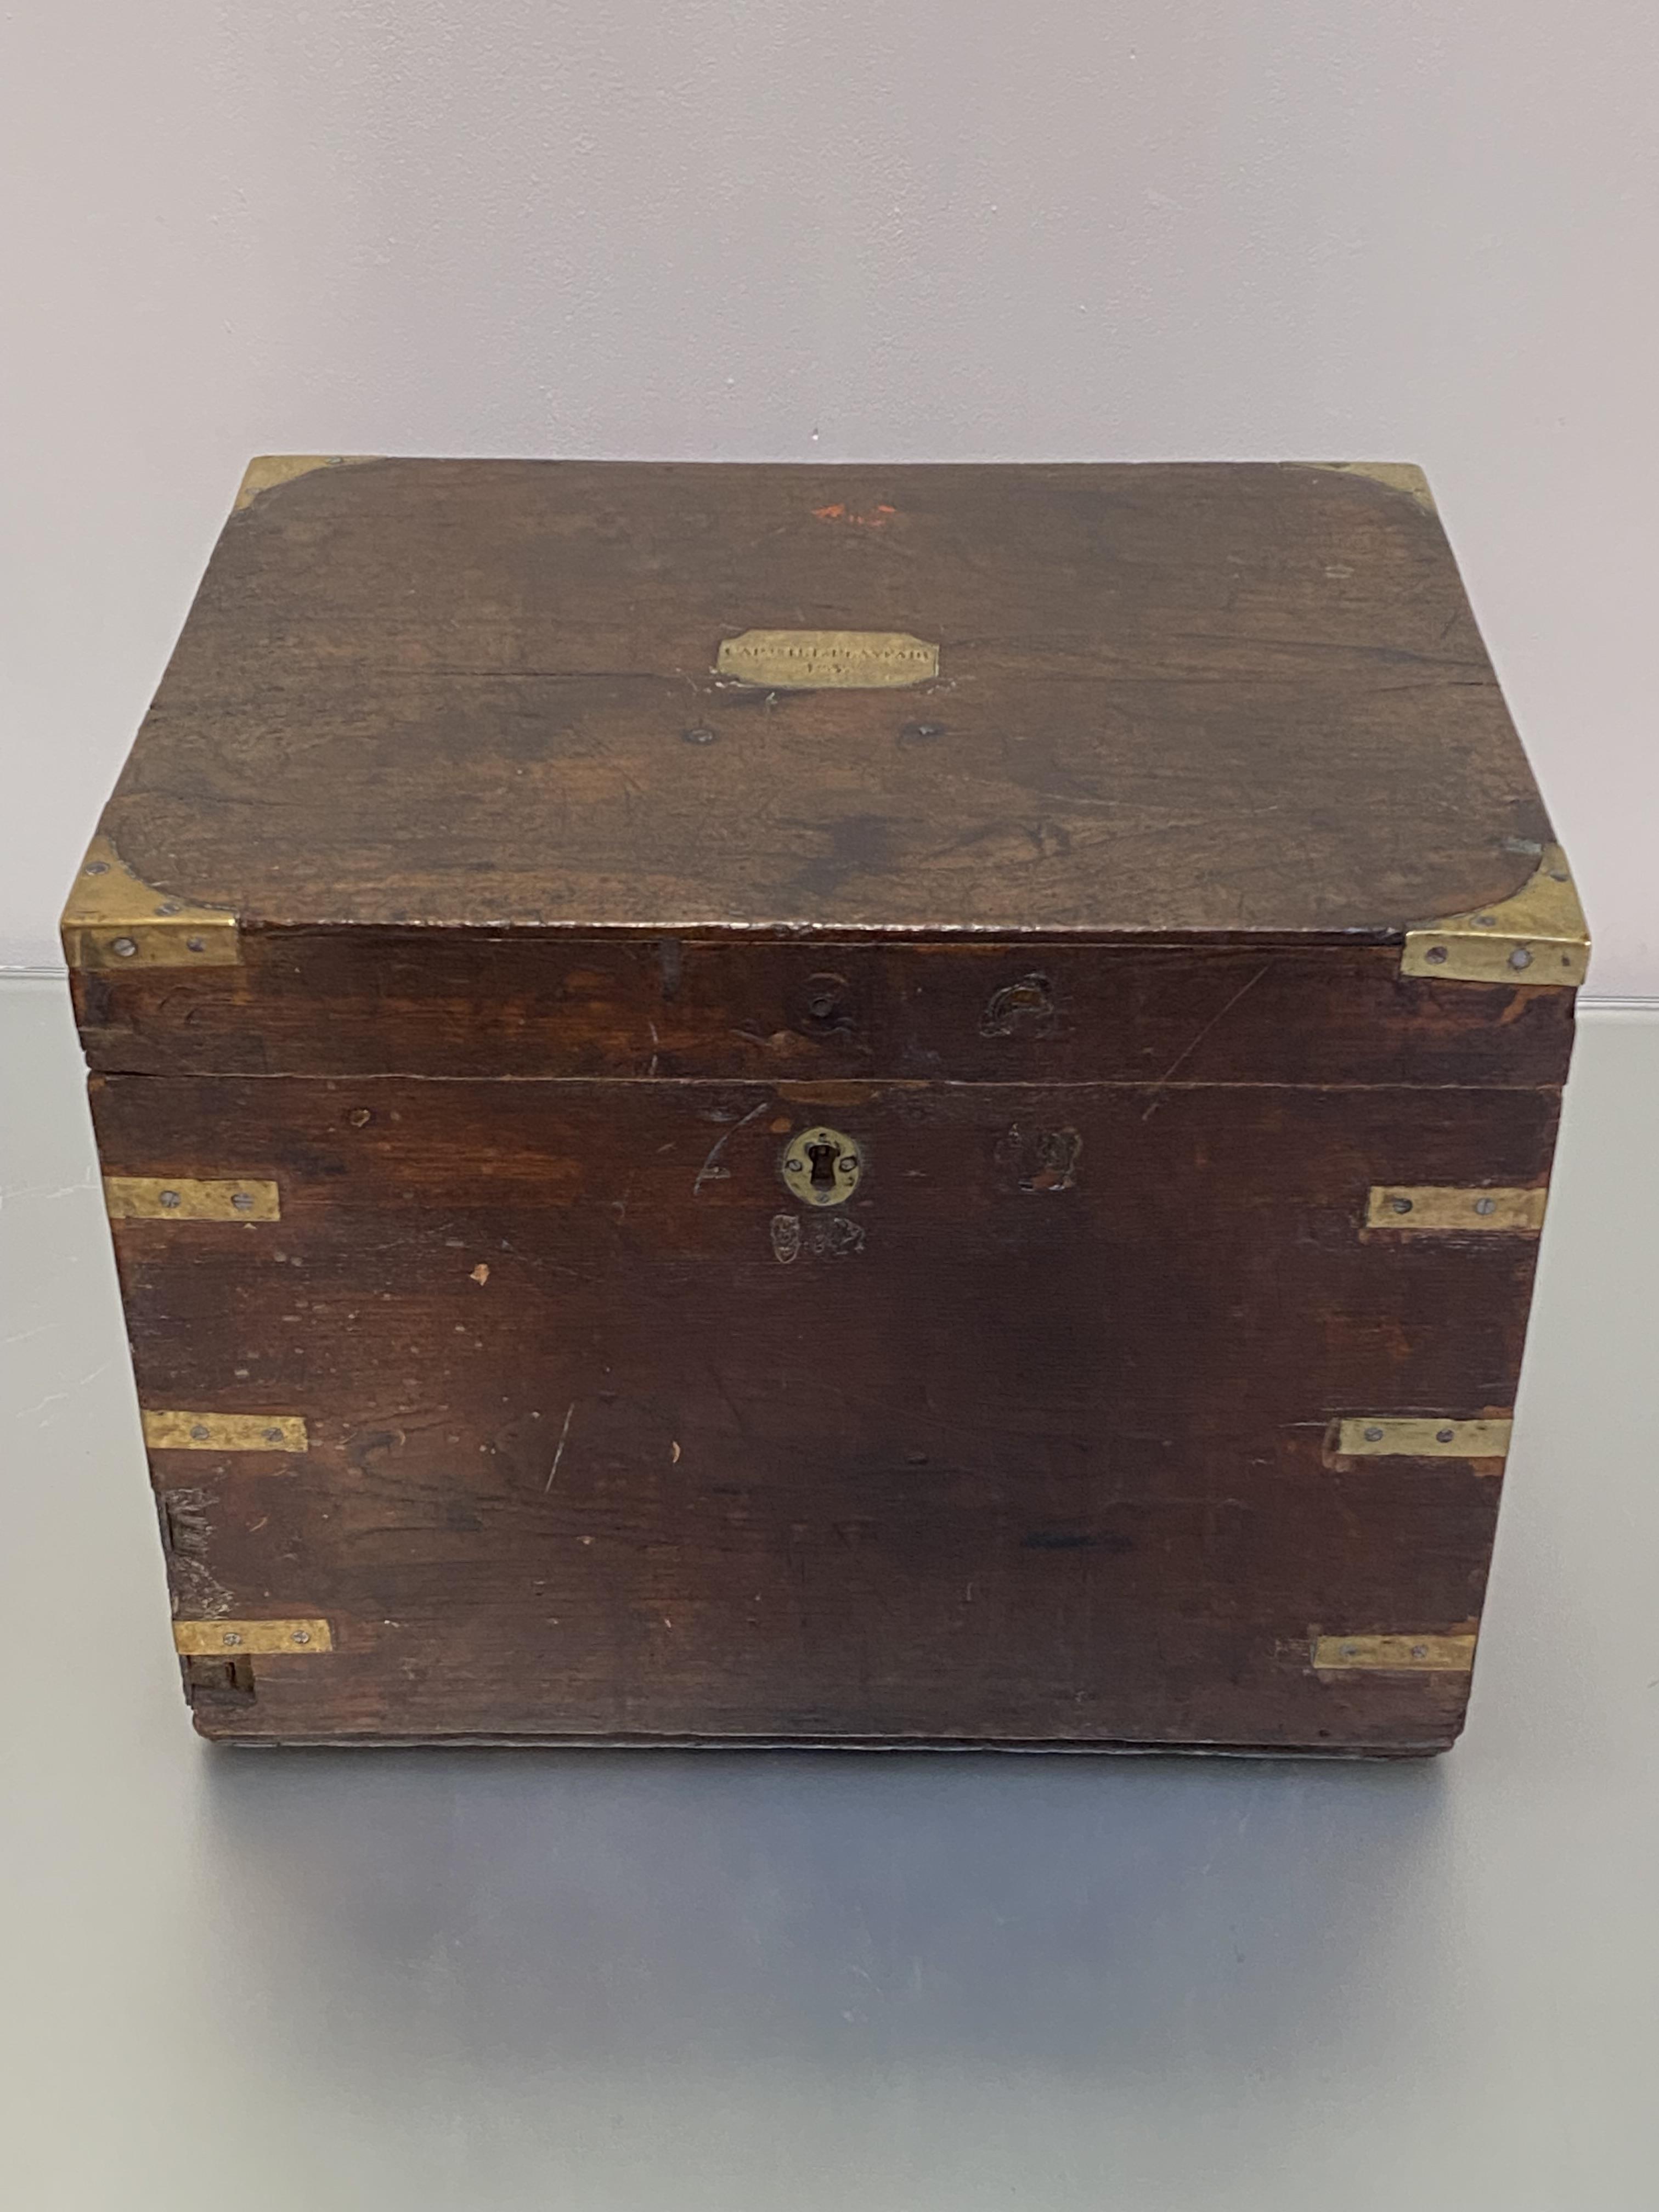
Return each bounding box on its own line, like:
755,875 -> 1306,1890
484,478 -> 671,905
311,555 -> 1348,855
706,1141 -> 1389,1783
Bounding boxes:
2,976 -> 1655,2211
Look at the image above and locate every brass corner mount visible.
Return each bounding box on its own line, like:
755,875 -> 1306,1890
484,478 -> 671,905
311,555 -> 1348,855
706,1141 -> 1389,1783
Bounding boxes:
1402,844 -> 1587,987
61,836 -> 239,970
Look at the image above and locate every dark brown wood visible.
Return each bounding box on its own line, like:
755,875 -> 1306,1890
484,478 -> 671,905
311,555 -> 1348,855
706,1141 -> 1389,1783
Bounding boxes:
92,459 -> 1547,941
93,1068 -> 1555,1751
67,459 -> 1578,1754
77,933 -> 1575,1088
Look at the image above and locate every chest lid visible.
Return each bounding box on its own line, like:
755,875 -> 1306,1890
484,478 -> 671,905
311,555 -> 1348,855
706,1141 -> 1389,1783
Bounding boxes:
66,457 -> 1571,953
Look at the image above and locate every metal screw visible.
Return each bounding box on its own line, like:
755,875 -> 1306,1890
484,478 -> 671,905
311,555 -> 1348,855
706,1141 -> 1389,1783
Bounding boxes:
1363,1425 -> 1385,1442
1436,1427 -> 1455,1443
185,935 -> 206,953
111,936 -> 138,958
1425,945 -> 1448,964
264,1427 -> 285,1444
1390,1196 -> 1413,1215
1509,946 -> 1533,970
291,1629 -> 311,1645
190,1423 -> 210,1440
156,900 -> 184,916
159,1189 -> 182,1209
785,1158 -> 803,1172
1341,1643 -> 1359,1659
1411,1643 -> 1429,1660
1475,915 -> 1497,928
222,1630 -> 242,1647
230,1190 -> 255,1211
682,725 -> 717,745
85,860 -> 110,876
1474,1197 -> 1496,1216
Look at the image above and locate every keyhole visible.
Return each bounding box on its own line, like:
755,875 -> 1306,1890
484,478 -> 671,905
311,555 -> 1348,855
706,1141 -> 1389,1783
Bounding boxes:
779,1123 -> 862,1207
805,1140 -> 841,1189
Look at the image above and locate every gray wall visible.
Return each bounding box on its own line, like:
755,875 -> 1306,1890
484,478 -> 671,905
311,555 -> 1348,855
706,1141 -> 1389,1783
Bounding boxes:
3,3 -> 1654,990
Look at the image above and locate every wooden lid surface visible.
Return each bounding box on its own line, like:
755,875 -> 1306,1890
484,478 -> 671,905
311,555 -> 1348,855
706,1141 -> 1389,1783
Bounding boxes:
79,459 -> 1553,940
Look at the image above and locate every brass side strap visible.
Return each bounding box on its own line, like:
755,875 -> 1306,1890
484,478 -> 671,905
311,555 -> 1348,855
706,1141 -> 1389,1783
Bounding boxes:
1365,1186 -> 1547,1234
1335,1417 -> 1512,1459
173,1619 -> 331,1655
105,1177 -> 279,1222
142,1411 -> 308,1454
1312,1634 -> 1476,1673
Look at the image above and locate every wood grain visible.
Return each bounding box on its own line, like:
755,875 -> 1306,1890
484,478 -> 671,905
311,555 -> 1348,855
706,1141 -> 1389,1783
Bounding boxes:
87,460 -> 1550,940
95,1070 -> 1556,1751
75,934 -> 1577,1087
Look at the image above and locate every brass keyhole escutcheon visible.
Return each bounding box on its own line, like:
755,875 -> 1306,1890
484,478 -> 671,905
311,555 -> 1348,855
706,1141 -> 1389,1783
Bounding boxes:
779,1125 -> 864,1209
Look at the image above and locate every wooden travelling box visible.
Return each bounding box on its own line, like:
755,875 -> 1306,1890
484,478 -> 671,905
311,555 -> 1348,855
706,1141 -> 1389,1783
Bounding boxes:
65,458 -> 1585,1755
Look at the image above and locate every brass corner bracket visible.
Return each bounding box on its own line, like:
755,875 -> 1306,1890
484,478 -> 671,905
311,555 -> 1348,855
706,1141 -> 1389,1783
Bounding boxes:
1402,844 -> 1587,986
61,836 -> 239,970
1311,461 -> 1437,513
233,454 -> 375,512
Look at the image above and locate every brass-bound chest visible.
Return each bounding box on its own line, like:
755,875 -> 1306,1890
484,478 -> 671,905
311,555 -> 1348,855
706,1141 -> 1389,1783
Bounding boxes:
66,459 -> 1583,1752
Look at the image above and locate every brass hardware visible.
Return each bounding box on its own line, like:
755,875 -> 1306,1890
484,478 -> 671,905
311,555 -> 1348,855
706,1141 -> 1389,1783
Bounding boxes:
715,630 -> 939,689
233,454 -> 373,512
1312,1633 -> 1476,1673
779,1124 -> 864,1208
143,1410 -> 308,1453
1402,843 -> 1587,985
1312,461 -> 1437,513
1336,1417 -> 1513,1459
1365,1185 -> 1547,1234
61,836 -> 238,969
173,1618 -> 332,1655
104,1177 -> 280,1223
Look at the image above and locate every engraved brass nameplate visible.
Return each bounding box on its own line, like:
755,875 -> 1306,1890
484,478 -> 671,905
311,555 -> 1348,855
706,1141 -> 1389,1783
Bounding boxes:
716,630 -> 939,689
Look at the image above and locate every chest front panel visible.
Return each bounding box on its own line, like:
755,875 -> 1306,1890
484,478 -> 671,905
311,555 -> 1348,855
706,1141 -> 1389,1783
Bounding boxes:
94,1057 -> 1555,1751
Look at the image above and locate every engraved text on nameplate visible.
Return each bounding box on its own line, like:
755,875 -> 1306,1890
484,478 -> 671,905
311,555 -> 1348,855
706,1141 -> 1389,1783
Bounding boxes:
715,630 -> 940,689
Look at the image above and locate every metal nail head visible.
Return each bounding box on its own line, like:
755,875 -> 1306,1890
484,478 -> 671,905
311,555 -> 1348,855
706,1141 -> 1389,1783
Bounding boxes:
1364,1425 -> 1384,1442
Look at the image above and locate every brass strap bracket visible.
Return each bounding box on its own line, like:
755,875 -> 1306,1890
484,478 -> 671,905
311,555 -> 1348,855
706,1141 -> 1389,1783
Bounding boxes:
143,1410 -> 308,1453
1312,1633 -> 1476,1673
1334,1416 -> 1512,1460
1365,1185 -> 1547,1235
1402,844 -> 1588,986
174,1618 -> 331,1655
105,1177 -> 280,1222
